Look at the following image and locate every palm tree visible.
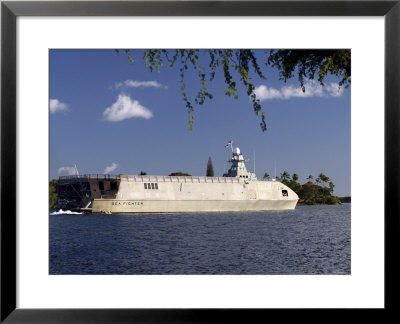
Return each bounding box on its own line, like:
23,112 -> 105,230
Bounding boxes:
280,171 -> 290,183
263,172 -> 270,180
329,181 -> 335,194
306,174 -> 314,182
292,173 -> 299,182
318,173 -> 330,187
319,173 -> 330,183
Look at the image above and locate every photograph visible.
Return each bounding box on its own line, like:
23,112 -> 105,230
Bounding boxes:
3,0 -> 398,319
49,49 -> 351,275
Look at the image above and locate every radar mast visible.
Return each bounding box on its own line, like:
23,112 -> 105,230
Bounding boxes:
222,142 -> 257,180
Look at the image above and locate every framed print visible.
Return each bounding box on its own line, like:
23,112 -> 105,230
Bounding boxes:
1,0 -> 399,322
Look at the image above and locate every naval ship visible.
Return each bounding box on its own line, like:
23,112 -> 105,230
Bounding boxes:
57,143 -> 299,213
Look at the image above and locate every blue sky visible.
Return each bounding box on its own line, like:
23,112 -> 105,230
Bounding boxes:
50,49 -> 350,196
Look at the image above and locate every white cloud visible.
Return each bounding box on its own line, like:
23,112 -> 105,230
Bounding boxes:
254,80 -> 344,101
115,80 -> 167,89
254,86 -> 282,100
103,94 -> 153,121
57,166 -> 77,175
50,99 -> 69,114
326,82 -> 345,97
104,163 -> 119,174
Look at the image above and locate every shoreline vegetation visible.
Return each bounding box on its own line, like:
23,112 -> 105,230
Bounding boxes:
338,196 -> 351,204
49,179 -> 58,209
267,171 -> 348,205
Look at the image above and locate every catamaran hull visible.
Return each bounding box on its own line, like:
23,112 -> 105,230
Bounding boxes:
58,174 -> 299,213
58,145 -> 300,214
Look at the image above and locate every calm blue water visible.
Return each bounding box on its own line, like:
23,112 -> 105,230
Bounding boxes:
49,204 -> 350,275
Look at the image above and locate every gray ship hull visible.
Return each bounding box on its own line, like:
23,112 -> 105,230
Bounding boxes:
91,175 -> 299,213
92,198 -> 298,213
58,174 -> 299,213
58,144 -> 300,214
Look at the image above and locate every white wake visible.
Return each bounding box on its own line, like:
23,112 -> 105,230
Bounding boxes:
50,209 -> 83,215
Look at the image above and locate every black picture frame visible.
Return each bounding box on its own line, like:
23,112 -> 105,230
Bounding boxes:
1,0 -> 399,322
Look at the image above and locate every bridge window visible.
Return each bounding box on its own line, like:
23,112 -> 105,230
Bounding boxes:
144,182 -> 159,189
282,190 -> 288,197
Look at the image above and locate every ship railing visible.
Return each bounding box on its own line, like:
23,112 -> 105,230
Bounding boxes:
59,175 -> 89,180
59,174 -> 266,183
121,175 -> 249,183
59,174 -> 120,180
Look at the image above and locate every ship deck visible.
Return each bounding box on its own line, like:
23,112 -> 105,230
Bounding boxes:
120,175 -> 263,183
59,174 -> 271,183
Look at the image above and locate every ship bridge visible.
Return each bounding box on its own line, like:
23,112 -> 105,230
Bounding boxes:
222,146 -> 257,180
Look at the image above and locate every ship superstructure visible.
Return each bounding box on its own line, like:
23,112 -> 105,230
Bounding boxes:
223,144 -> 256,180
57,143 -> 298,213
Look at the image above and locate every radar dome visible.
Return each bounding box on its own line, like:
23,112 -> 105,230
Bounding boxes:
234,147 -> 241,154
